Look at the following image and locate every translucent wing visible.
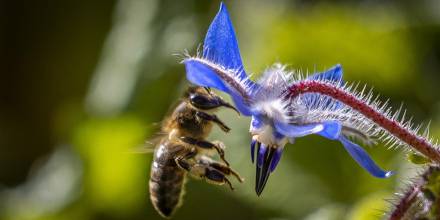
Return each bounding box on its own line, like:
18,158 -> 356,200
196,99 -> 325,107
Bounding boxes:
127,144 -> 155,154
126,133 -> 164,154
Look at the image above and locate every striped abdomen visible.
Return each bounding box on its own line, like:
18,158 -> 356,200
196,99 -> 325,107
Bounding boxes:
149,142 -> 186,218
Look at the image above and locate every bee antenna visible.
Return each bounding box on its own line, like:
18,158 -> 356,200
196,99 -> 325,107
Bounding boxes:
204,87 -> 212,93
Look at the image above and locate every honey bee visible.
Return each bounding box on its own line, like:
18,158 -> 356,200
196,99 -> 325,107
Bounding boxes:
149,86 -> 244,218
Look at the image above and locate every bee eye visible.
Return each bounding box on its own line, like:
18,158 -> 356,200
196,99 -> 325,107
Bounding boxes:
190,94 -> 213,108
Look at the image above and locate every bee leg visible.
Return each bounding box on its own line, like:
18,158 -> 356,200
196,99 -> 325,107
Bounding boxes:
206,158 -> 244,183
176,156 -> 232,188
198,156 -> 244,185
176,155 -> 242,190
179,137 -> 230,166
200,166 -> 236,190
223,177 -> 234,190
174,149 -> 197,172
195,111 -> 230,132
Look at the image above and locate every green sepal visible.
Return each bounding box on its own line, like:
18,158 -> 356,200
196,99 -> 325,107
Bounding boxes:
407,153 -> 431,165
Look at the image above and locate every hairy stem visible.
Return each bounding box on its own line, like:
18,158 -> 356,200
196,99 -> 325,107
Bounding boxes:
389,166 -> 440,219
389,180 -> 422,220
287,81 -> 440,163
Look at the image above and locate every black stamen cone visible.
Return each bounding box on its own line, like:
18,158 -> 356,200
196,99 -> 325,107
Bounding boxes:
255,143 -> 261,187
251,141 -> 258,163
255,145 -> 276,196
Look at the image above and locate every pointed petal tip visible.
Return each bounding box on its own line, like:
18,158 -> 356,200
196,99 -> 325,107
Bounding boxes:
369,169 -> 394,178
329,63 -> 342,73
372,170 -> 394,178
219,2 -> 226,11
339,136 -> 392,179
188,1 -> 256,116
381,171 -> 394,178
308,63 -> 344,82
204,1 -> 247,78
333,64 -> 343,78
385,171 -> 394,178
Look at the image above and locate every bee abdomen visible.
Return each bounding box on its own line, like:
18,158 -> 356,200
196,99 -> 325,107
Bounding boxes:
149,151 -> 186,218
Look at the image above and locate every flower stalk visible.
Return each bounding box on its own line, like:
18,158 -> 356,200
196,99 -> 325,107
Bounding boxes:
287,80 -> 440,163
389,179 -> 423,220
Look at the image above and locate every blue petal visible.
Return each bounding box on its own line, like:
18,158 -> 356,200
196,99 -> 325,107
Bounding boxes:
308,64 -> 343,82
270,147 -> 284,172
203,3 -> 247,80
250,114 -> 265,131
317,121 -> 342,140
304,64 -> 344,109
184,60 -> 253,116
230,91 -> 253,116
275,122 -> 323,137
185,59 -> 228,92
339,136 -> 393,178
257,143 -> 268,168
274,121 -> 341,140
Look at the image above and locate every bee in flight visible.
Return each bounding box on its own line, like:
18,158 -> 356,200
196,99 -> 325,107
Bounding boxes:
149,86 -> 244,218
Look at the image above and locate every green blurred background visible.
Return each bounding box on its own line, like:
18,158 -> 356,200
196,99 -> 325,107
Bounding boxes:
2,0 -> 440,219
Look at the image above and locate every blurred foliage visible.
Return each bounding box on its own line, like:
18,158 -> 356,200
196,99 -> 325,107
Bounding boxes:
2,0 -> 440,220
407,152 -> 431,165
73,116 -> 148,213
243,3 -> 417,89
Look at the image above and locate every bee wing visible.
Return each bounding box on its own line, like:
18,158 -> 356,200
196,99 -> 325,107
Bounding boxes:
127,144 -> 155,154
126,132 -> 166,154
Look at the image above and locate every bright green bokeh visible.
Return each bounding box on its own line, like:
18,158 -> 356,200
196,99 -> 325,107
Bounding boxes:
73,116 -> 149,214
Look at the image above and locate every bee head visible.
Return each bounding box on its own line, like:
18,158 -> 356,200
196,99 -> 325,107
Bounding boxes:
185,86 -> 239,114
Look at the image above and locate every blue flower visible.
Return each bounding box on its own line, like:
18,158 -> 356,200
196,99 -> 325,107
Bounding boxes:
183,3 -> 393,195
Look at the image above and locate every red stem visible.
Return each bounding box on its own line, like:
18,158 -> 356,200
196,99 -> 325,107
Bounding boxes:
389,166 -> 439,219
288,81 -> 440,163
389,182 -> 421,220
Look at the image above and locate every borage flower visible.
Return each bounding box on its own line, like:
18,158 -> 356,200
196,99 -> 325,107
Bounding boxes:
183,3 -> 392,196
